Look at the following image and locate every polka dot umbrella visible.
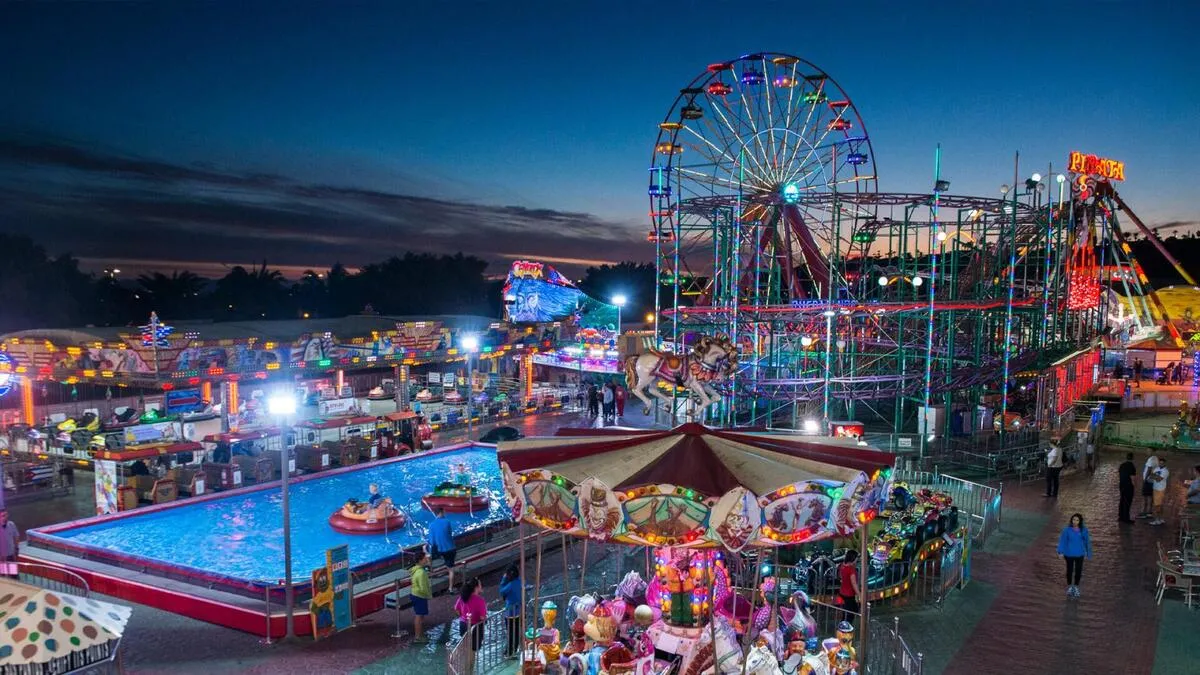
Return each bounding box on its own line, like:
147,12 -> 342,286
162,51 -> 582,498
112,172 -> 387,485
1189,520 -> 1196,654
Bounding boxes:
0,578 -> 131,671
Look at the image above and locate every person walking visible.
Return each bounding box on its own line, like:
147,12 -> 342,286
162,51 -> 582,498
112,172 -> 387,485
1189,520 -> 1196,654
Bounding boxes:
1118,452 -> 1137,523
1045,441 -> 1063,498
498,564 -> 523,658
456,578 -> 488,674
1150,457 -> 1170,526
0,510 -> 19,575
1056,513 -> 1092,598
615,384 -> 626,419
601,383 -> 615,423
409,550 -> 433,643
587,385 -> 599,417
1134,358 -> 1144,386
1140,452 -> 1160,518
427,507 -> 458,590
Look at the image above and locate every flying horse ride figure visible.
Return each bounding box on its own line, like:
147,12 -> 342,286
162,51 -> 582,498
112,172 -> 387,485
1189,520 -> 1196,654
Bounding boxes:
624,334 -> 738,420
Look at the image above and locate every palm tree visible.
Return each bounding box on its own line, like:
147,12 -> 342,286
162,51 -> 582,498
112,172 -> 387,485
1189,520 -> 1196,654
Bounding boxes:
137,271 -> 206,319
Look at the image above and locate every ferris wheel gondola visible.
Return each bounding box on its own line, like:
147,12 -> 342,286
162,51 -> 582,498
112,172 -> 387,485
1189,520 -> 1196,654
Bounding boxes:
649,53 -> 878,307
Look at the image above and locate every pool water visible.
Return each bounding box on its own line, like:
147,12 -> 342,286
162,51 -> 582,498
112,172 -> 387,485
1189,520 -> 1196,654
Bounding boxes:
41,446 -> 507,583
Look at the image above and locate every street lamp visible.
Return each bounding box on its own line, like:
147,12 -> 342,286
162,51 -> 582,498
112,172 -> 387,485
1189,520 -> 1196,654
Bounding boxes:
266,391 -> 298,639
461,335 -> 480,440
612,295 -> 627,337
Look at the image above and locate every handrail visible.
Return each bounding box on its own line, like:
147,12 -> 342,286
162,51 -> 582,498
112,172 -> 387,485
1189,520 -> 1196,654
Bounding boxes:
11,561 -> 90,597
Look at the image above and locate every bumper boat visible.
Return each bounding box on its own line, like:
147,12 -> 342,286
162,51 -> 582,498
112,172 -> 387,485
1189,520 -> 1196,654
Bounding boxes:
329,498 -> 408,534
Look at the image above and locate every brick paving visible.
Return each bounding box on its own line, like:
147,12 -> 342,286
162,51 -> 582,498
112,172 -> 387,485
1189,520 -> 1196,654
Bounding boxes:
939,453 -> 1172,675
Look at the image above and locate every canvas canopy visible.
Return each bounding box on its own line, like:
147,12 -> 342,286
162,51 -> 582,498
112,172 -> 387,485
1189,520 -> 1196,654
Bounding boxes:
498,423 -> 895,550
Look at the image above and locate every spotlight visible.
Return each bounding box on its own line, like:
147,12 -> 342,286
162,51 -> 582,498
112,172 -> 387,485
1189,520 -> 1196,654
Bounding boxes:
1000,184 -> 1010,195
878,276 -> 890,287
1056,174 -> 1066,184
934,179 -> 950,192
936,231 -> 947,242
800,336 -> 814,347
911,276 -> 924,287
803,419 -> 820,433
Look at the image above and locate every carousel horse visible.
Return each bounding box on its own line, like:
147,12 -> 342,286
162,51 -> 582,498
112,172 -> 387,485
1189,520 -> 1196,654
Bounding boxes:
624,334 -> 738,420
744,644 -> 785,675
686,615 -> 742,675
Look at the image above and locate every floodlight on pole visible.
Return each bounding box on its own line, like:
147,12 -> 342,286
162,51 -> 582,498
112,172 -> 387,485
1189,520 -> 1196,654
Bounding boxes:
461,335 -> 479,439
266,390 -> 298,639
612,295 -> 627,338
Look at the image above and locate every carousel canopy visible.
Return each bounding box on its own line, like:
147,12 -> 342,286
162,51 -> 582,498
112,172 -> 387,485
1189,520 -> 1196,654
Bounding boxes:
498,423 -> 895,550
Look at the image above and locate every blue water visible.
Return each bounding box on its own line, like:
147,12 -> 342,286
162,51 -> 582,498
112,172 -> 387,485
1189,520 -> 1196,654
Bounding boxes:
42,446 -> 508,583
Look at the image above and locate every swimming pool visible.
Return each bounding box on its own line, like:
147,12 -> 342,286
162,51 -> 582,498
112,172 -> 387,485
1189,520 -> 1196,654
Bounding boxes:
30,445 -> 507,591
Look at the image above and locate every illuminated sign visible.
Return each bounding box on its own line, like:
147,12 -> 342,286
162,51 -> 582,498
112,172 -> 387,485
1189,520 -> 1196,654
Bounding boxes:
511,261 -> 546,280
1068,151 -> 1125,181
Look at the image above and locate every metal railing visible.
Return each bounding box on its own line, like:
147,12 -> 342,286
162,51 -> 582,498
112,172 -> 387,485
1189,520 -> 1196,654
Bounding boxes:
11,561 -> 90,597
875,616 -> 924,675
446,608 -> 509,675
893,470 -> 1002,549
1100,420 -> 1200,451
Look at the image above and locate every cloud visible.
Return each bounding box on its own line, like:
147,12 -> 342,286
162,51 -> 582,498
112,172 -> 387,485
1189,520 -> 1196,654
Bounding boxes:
0,136 -> 651,276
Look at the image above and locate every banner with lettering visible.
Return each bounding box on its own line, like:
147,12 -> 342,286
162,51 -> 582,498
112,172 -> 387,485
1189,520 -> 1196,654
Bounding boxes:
309,566 -> 336,640
94,460 -> 119,515
327,544 -> 353,632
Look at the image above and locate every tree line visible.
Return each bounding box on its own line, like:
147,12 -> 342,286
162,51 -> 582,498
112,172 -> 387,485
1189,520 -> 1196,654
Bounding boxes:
0,234 -> 658,334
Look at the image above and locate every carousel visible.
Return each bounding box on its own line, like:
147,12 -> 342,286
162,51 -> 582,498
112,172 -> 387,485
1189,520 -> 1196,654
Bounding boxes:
499,422 -> 895,675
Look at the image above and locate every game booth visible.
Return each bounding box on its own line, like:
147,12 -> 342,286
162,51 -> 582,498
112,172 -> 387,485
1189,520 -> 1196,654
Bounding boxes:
498,422 -> 895,675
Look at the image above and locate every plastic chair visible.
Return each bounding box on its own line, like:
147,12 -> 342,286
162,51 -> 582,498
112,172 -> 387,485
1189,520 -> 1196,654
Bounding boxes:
1156,561 -> 1194,607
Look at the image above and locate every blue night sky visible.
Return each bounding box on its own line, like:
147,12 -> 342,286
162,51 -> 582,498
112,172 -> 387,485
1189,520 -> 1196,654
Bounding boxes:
1,0 -> 1197,277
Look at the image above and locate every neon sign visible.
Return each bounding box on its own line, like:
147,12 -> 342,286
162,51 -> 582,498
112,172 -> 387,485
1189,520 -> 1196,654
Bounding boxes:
1068,151 -> 1125,181
511,261 -> 545,280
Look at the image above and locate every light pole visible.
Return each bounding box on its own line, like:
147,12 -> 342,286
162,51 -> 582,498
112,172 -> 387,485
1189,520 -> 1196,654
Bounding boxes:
612,295 -> 627,339
461,335 -> 479,440
267,391 -> 298,639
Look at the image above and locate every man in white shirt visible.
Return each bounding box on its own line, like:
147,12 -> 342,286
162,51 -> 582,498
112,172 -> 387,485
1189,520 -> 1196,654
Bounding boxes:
1140,453 -> 1160,518
1150,458 -> 1170,526
1045,442 -> 1063,498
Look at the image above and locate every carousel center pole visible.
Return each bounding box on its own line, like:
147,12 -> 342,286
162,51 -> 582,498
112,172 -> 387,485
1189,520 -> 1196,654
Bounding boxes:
561,533 -> 570,599
859,524 -> 870,668
740,550 -> 764,675
519,522 -> 528,649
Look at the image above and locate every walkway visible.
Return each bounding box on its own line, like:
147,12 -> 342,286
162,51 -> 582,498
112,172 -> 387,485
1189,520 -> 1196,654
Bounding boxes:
896,452 -> 1200,675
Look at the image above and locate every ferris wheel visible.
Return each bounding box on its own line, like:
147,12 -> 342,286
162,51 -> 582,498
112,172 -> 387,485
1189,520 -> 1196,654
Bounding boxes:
649,53 -> 877,308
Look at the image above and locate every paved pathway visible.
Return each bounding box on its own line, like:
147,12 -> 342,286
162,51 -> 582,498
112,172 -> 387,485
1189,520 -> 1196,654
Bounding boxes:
904,450 -> 1200,675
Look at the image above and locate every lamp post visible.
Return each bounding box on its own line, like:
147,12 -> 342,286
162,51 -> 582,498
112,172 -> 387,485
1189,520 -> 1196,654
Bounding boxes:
612,295 -> 627,338
461,335 -> 480,440
266,391 -> 298,639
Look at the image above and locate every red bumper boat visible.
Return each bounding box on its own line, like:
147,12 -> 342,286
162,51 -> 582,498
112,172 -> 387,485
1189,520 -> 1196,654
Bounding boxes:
422,482 -> 490,513
329,499 -> 408,534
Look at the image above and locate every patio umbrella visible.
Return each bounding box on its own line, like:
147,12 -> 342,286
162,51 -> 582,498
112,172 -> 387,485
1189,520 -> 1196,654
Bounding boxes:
499,423 -> 895,550
0,578 -> 131,673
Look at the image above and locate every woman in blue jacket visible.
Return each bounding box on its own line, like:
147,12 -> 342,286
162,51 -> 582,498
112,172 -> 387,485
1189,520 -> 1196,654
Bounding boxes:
498,564 -> 523,658
1056,512 -> 1092,598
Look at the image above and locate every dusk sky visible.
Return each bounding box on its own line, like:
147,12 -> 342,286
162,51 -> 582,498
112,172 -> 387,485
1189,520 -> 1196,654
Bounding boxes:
2,0 -> 1197,278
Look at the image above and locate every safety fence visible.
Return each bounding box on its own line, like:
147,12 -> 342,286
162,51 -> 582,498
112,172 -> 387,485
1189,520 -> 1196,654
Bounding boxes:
10,561 -> 91,597
1099,419 -> 1200,452
893,469 -> 1001,550
447,608 -> 510,675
